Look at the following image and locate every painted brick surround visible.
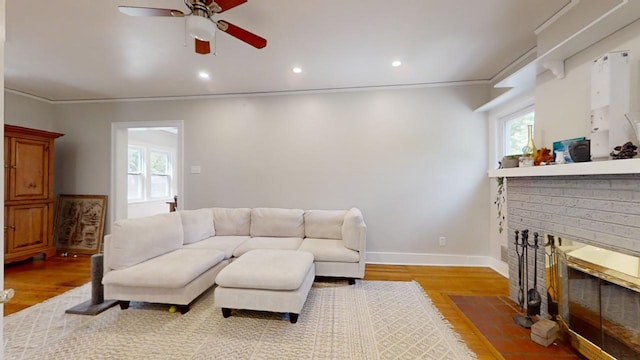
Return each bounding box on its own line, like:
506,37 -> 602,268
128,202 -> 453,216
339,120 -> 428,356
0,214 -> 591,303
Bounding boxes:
506,174 -> 640,315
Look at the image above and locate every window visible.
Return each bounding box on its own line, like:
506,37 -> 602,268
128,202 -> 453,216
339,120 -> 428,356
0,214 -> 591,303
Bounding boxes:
127,147 -> 144,201
150,151 -> 171,198
127,145 -> 174,202
502,106 -> 535,156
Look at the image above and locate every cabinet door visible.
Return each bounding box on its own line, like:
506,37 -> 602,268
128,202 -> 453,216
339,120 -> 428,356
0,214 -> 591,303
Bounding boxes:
6,204 -> 49,254
9,137 -> 50,200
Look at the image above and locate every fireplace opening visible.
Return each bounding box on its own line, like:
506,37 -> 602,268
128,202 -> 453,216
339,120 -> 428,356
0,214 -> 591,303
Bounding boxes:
555,237 -> 640,359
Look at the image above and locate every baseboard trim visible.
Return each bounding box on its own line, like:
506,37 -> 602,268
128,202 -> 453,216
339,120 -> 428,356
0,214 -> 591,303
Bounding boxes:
366,252 -> 509,279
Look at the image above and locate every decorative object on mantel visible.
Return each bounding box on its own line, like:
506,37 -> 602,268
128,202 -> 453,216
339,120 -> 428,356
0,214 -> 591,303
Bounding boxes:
568,139 -> 591,162
553,137 -> 585,163
610,141 -> 638,159
624,112 -> 640,142
500,155 -> 520,168
494,177 -> 506,234
519,156 -> 534,167
534,148 -> 554,166
520,124 -> 537,167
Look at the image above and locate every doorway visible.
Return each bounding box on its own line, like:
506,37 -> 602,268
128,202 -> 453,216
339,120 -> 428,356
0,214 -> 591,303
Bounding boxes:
111,121 -> 183,222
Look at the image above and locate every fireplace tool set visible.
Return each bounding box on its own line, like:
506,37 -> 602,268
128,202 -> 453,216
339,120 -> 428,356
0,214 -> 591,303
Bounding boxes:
513,229 -> 542,328
545,234 -> 561,321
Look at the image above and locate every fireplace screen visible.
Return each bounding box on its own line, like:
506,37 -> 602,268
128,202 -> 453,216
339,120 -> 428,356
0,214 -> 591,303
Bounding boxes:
558,241 -> 640,359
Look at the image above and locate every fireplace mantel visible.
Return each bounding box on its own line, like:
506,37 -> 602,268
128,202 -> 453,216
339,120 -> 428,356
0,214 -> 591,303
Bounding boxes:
487,158 -> 640,178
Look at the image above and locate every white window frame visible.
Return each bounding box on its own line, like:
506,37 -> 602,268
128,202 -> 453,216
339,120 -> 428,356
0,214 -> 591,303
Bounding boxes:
148,149 -> 173,200
127,145 -> 145,202
488,94 -> 535,170
127,144 -> 175,203
500,105 -> 535,157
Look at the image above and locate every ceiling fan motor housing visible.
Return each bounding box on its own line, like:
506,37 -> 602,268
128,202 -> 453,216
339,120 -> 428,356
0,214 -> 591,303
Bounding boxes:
187,14 -> 216,41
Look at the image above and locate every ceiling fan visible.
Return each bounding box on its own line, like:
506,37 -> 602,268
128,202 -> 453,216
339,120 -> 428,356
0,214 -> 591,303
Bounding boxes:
118,0 -> 267,55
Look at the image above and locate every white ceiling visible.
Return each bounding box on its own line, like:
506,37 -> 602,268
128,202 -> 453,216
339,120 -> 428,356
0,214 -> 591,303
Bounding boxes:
5,0 -> 569,102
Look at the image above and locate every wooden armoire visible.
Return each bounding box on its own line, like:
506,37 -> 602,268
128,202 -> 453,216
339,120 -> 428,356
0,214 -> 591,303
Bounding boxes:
4,125 -> 63,263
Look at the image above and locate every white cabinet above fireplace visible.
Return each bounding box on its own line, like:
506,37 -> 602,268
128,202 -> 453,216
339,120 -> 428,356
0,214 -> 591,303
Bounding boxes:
487,158 -> 640,178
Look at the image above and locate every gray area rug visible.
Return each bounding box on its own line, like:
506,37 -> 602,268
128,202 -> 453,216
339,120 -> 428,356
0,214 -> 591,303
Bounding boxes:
4,280 -> 476,359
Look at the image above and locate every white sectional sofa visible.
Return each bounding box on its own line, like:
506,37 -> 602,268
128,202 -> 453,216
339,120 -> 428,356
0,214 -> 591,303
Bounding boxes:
102,207 -> 366,313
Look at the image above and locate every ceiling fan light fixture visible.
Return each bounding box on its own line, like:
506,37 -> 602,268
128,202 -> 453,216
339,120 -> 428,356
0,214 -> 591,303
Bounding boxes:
186,15 -> 216,41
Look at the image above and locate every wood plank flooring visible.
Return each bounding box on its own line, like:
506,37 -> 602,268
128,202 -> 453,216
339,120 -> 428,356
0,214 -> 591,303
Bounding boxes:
4,254 -> 92,315
3,256 -> 509,359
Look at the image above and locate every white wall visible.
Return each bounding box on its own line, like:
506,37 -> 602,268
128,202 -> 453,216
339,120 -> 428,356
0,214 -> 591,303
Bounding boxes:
5,91 -> 54,130
536,19 -> 640,148
42,84 -> 491,262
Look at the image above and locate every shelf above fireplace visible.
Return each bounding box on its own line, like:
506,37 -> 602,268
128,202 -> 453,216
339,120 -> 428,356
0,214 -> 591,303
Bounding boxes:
487,158 -> 640,178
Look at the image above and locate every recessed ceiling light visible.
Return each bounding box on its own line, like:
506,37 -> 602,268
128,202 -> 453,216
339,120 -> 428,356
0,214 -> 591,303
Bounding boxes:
198,71 -> 210,79
391,60 -> 402,67
292,67 -> 302,74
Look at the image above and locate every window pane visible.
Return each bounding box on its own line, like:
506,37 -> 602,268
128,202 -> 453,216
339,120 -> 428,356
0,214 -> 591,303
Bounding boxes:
505,112 -> 535,156
128,148 -> 143,174
127,174 -> 143,200
150,151 -> 170,175
150,175 -> 170,198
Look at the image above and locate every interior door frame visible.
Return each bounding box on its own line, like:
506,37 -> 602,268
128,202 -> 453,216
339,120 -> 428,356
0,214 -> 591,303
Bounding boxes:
110,120 -> 184,223
1,0 -> 8,353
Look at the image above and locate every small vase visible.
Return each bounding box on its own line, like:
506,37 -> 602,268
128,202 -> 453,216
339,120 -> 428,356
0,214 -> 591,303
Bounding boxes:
522,124 -> 537,157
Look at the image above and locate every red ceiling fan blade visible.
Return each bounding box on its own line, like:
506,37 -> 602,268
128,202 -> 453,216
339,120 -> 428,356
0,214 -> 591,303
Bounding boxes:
118,6 -> 184,17
210,0 -> 247,13
217,20 -> 267,49
195,39 -> 211,55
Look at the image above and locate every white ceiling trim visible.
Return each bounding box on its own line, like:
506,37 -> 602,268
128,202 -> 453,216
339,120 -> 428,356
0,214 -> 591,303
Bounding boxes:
6,79 -> 490,105
5,88 -> 55,104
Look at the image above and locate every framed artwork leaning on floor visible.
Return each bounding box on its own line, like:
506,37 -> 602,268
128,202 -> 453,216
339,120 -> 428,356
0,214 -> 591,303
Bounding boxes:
54,194 -> 108,254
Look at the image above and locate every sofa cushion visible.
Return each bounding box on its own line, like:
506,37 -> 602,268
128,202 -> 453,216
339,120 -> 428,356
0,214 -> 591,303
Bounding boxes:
304,210 -> 346,240
216,249 -> 314,290
211,208 -> 251,236
298,238 -> 360,263
342,208 -> 366,251
109,212 -> 184,270
183,235 -> 250,259
103,248 -> 225,288
232,236 -> 303,257
180,208 -> 215,244
250,208 -> 304,238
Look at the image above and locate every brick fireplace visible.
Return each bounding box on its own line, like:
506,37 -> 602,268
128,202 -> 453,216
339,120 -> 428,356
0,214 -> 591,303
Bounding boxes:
505,172 -> 640,358
507,174 -> 640,311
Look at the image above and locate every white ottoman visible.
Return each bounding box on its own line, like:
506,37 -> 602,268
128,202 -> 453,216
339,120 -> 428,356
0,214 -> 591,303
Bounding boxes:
214,249 -> 315,323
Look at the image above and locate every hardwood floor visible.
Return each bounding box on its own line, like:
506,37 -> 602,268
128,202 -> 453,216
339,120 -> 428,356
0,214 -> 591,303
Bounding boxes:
3,256 -> 508,359
4,254 -> 92,315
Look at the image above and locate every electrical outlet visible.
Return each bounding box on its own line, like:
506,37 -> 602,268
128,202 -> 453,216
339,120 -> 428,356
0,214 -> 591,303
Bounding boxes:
439,236 -> 446,246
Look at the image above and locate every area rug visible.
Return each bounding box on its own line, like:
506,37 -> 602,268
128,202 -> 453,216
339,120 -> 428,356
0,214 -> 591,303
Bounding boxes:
5,281 -> 476,359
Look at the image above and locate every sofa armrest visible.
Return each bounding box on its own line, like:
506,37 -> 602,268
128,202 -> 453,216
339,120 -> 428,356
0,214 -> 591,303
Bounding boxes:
342,208 -> 366,252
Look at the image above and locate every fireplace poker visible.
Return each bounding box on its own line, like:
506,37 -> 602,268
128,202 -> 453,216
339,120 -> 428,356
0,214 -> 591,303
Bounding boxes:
513,229 -> 534,328
514,230 -> 524,310
545,234 -> 559,319
527,232 -> 542,317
